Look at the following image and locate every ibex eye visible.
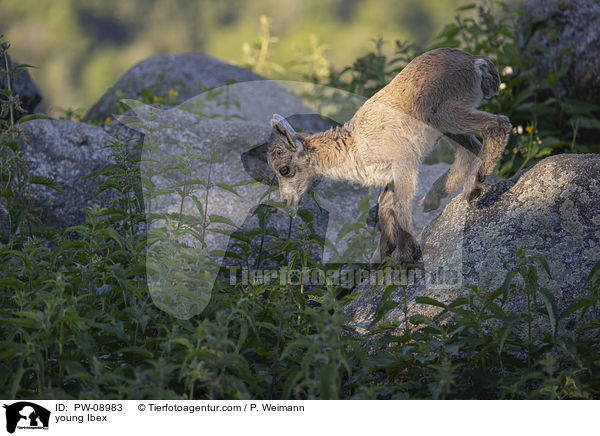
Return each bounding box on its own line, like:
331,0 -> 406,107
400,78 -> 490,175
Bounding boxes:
279,166 -> 291,177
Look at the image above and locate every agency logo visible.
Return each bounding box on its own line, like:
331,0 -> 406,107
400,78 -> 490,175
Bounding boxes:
3,402 -> 50,434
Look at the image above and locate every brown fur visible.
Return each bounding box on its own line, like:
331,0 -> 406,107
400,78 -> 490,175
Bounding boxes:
268,48 -> 511,264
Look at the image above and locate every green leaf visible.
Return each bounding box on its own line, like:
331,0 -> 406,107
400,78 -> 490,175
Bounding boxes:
319,364 -> 339,399
215,182 -> 242,197
98,228 -> 124,248
17,114 -> 54,123
336,222 -> 364,242
29,175 -> 65,194
168,338 -> 194,350
368,321 -> 399,335
486,302 -> 507,320
524,265 -> 538,300
297,208 -> 314,226
8,362 -> 25,399
232,178 -> 262,187
587,260 -> 600,284
482,286 -> 504,310
499,269 -> 516,302
117,346 -> 154,359
307,189 -> 323,211
237,319 -> 248,351
577,318 -> 600,333
415,296 -> 447,309
1,139 -> 18,152
0,278 -> 25,289
371,283 -> 400,325
537,286 -> 559,341
409,314 -> 440,331
306,294 -> 325,304
339,291 -> 364,306
498,316 -> 519,355
533,254 -> 552,278
357,194 -> 372,215
209,214 -> 237,228
570,115 -> 600,129
14,63 -> 36,69
150,188 -> 176,199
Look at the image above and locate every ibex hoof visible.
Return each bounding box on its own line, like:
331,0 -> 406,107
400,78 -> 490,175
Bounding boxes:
467,182 -> 492,205
468,187 -> 482,203
497,115 -> 512,133
484,115 -> 512,137
420,192 -> 440,212
394,242 -> 422,265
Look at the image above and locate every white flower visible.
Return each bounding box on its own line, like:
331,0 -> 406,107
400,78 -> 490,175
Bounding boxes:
502,66 -> 513,75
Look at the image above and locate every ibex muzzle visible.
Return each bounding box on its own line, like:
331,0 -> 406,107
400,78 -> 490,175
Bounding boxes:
268,48 -> 511,265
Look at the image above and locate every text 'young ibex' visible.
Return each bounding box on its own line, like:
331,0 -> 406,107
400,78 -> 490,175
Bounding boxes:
268,48 -> 511,264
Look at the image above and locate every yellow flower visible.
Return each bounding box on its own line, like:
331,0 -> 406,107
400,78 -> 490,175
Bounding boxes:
525,125 -> 534,134
152,95 -> 160,103
204,270 -> 210,276
105,117 -> 112,124
169,89 -> 179,97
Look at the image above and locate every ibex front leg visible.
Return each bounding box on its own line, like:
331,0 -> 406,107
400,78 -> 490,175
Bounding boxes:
372,184 -> 421,266
391,162 -> 420,264
370,185 -> 396,265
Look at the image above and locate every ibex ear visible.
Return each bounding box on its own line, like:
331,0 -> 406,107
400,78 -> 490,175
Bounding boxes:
271,114 -> 304,153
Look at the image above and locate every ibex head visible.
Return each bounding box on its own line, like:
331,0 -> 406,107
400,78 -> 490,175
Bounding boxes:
267,114 -> 316,207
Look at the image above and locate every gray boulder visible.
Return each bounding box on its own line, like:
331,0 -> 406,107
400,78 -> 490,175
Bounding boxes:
517,0 -> 600,103
84,52 -> 334,135
84,53 -> 264,122
18,119 -> 115,229
0,54 -> 42,120
345,154 -> 600,339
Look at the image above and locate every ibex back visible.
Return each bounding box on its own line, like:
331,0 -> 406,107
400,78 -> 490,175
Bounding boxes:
268,48 -> 511,264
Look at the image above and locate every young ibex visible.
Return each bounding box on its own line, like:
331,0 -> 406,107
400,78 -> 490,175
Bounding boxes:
268,48 -> 511,264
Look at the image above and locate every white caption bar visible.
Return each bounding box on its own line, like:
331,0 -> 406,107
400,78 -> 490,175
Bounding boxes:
0,400 -> 594,435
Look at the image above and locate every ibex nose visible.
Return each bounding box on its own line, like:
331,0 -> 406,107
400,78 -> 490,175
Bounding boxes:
281,192 -> 299,208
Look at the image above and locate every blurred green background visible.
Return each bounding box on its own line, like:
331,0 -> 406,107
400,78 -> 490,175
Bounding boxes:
0,0 -> 501,114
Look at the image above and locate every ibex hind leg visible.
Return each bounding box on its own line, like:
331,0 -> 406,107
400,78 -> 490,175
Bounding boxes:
421,135 -> 480,212
464,122 -> 510,203
445,133 -> 482,156
427,104 -> 511,203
